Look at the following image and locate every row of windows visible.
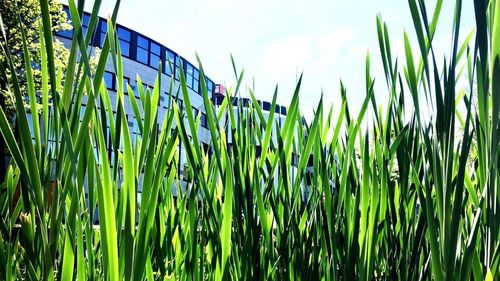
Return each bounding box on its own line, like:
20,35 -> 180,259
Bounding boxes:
100,21 -> 131,57
57,6 -> 215,96
102,71 -> 208,128
212,95 -> 288,115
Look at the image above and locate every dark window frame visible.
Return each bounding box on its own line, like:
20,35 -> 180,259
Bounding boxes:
262,101 -> 271,111
117,26 -> 131,57
200,112 -> 207,128
163,48 -> 176,77
149,41 -> 161,68
56,5 -> 217,98
136,34 -> 149,65
175,57 -> 183,81
103,71 -> 115,90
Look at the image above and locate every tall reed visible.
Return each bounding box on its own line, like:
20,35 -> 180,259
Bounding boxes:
0,0 -> 498,280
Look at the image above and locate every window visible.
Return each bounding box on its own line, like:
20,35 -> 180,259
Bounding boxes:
175,57 -> 182,80
136,35 -> 149,64
306,172 -> 313,186
125,83 -> 138,97
307,155 -> 314,166
159,95 -> 166,107
57,9 -> 90,40
164,50 -> 175,76
262,101 -> 271,111
256,146 -> 262,158
181,63 -> 200,93
192,107 -> 199,118
122,77 -> 130,88
232,97 -> 239,106
103,71 -> 115,90
185,63 -> 194,90
80,105 -> 87,122
193,68 -> 199,93
99,20 -> 107,47
81,14 -> 91,37
281,106 -> 287,115
175,98 -> 183,111
117,27 -> 131,57
127,115 -> 141,147
114,76 -> 130,92
214,95 -> 224,105
201,113 -> 207,128
206,79 -> 214,96
57,7 -> 73,39
99,22 -> 130,57
149,42 -> 161,68
201,142 -> 209,155
161,93 -> 173,108
134,83 -> 154,97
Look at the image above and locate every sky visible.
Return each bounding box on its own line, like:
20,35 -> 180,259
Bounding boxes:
78,0 -> 476,121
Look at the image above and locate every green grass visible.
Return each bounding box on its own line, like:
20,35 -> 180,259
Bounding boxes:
0,0 -> 499,280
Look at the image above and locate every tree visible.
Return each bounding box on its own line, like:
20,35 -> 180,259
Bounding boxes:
0,0 -> 71,182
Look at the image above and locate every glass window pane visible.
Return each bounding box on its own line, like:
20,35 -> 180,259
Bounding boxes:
80,105 -> 86,122
186,64 -> 194,75
100,33 -> 106,47
186,75 -> 193,89
281,106 -> 287,115
149,54 -> 160,68
137,47 -> 148,64
215,96 -> 224,105
57,28 -> 73,39
82,15 -> 90,28
164,65 -> 173,76
175,57 -> 183,80
263,101 -> 271,111
167,51 -> 175,63
57,8 -> 73,38
103,71 -> 114,90
151,42 -> 161,55
201,113 -> 207,128
193,80 -> 199,93
163,51 -> 174,76
193,69 -> 199,80
119,40 -> 130,57
137,35 -> 148,49
123,77 -> 130,87
208,81 -> 213,92
100,21 -> 107,32
117,27 -> 130,41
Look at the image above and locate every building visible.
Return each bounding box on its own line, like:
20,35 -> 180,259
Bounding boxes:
55,6 -> 291,204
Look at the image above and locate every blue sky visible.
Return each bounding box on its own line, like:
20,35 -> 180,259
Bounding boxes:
81,0 -> 476,120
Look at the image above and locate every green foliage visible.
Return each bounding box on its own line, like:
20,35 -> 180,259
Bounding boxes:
0,0 -> 70,121
0,0 -> 499,280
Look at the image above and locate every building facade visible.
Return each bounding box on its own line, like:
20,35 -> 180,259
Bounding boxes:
55,6 -> 291,203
